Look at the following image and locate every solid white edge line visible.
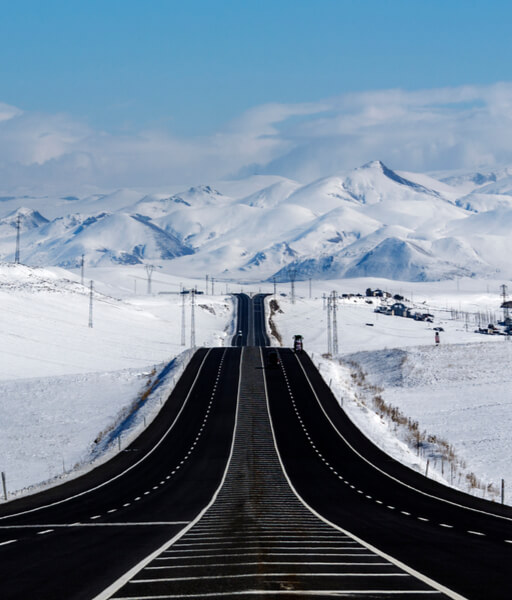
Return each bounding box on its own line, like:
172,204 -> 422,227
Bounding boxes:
0,348 -> 214,521
292,352 -> 512,524
91,346 -> 243,600
262,348 -> 467,600
110,592 -> 443,598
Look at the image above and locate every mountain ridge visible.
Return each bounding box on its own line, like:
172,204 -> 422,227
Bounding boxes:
2,161 -> 512,281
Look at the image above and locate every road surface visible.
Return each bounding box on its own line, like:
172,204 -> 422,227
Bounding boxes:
0,292 -> 510,599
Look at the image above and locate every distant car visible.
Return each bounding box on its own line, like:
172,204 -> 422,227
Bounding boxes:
267,351 -> 280,368
293,334 -> 303,353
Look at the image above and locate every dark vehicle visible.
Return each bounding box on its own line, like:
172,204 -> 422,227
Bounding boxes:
293,334 -> 304,353
267,351 -> 280,368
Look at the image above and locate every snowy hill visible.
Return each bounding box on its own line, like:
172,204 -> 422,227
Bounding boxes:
0,261 -> 235,495
1,211 -> 193,267
0,207 -> 49,236
3,160 -> 512,281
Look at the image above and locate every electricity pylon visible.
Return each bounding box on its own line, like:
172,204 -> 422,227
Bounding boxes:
145,265 -> 155,295
190,289 -> 196,348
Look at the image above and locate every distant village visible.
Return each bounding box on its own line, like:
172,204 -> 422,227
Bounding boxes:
365,288 -> 434,322
364,288 -> 512,336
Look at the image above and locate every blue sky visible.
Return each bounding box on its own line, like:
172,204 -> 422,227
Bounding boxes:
2,0 -> 511,135
1,1 -> 512,189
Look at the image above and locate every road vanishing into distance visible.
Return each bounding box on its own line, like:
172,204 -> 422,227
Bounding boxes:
0,293 -> 511,599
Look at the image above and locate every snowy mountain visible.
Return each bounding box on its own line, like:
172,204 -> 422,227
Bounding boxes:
3,160 -> 512,281
0,207 -> 49,236
0,211 -> 193,267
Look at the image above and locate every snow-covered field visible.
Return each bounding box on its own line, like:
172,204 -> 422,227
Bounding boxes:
1,261 -> 510,508
0,263 -> 235,498
268,276 -> 511,504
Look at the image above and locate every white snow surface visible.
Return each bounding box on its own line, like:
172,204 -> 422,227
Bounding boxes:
0,262 -> 235,498
1,261 -> 511,509
268,276 -> 511,504
4,160 -> 512,281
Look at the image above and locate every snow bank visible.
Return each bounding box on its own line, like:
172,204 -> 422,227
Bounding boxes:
268,278 -> 511,504
0,263 -> 234,499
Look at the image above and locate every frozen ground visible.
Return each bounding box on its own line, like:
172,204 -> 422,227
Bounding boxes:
268,276 -> 511,504
0,263 -> 234,499
1,263 -> 510,507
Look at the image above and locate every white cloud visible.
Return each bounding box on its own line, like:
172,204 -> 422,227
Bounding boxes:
0,102 -> 22,123
2,83 -> 512,191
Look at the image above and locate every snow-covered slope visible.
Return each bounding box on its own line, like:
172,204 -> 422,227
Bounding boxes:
268,278 -> 512,505
0,212 -> 193,267
3,160 -> 512,281
0,262 -> 234,496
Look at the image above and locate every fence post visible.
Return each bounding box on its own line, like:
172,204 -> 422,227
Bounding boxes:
1,471 -> 7,500
425,459 -> 430,477
502,479 -> 505,505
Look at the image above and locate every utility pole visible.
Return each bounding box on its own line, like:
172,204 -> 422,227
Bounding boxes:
332,291 -> 339,354
323,293 -> 326,310
145,265 -> 155,295
273,277 -> 277,299
211,277 -> 215,295
501,284 -> 509,321
288,268 -> 296,304
88,280 -> 94,328
181,289 -> 186,346
80,254 -> 85,286
205,274 -> 209,295
327,293 -> 332,355
190,289 -> 196,348
14,214 -> 21,264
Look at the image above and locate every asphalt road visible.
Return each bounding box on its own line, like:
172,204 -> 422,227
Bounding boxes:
264,347 -> 512,600
0,347 -> 241,600
232,293 -> 269,347
1,293 -> 510,599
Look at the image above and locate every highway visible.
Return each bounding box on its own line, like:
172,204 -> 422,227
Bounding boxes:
232,293 -> 270,347
0,292 -> 510,599
0,347 -> 241,599
265,347 -> 512,600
